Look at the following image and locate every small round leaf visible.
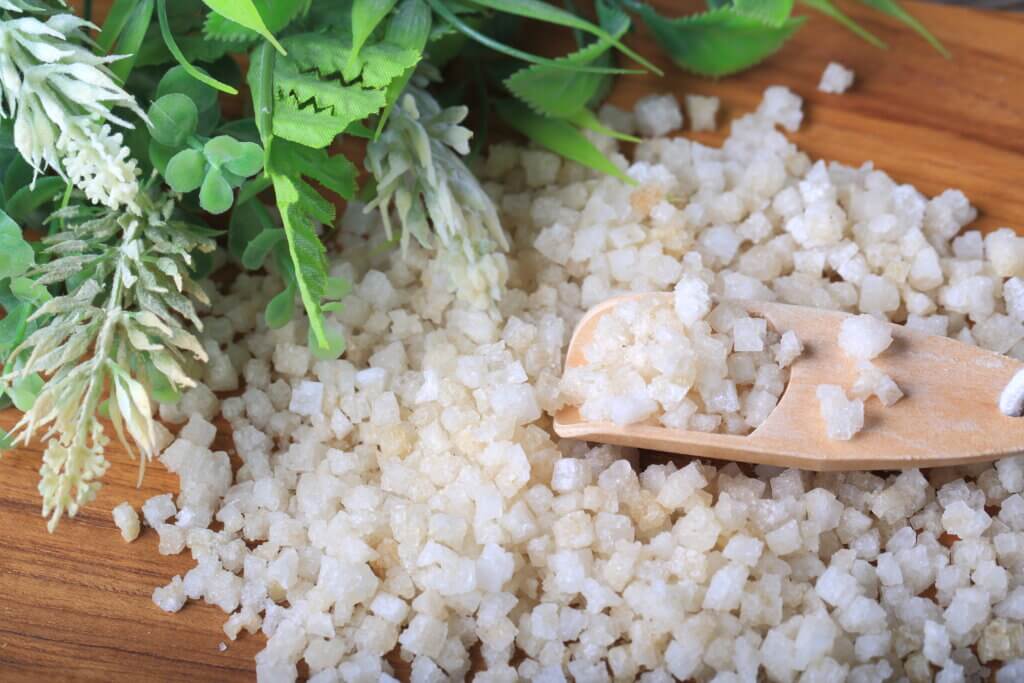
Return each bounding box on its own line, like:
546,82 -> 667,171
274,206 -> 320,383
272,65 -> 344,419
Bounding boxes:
165,149 -> 206,193
224,141 -> 264,178
203,135 -> 243,167
199,168 -> 234,215
148,94 -> 198,148
156,66 -> 219,112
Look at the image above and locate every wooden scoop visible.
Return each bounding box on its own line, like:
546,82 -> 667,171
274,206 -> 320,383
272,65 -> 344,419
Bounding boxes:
554,293 -> 1024,471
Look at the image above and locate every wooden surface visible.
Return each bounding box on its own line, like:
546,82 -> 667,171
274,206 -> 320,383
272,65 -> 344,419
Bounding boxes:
2,1 -> 1024,680
556,294 -> 1024,470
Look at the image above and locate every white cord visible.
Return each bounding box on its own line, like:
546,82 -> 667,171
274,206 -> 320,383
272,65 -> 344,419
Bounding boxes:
999,368 -> 1024,416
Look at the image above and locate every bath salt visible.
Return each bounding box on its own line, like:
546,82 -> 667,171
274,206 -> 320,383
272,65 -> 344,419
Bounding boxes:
561,290 -> 797,433
112,502 -> 140,543
818,62 -> 855,94
143,86 -> 1024,682
817,384 -> 864,440
839,314 -> 893,360
685,94 -> 719,132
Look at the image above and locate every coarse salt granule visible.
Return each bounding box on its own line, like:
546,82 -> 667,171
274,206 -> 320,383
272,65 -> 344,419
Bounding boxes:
112,502 -> 140,543
816,384 -> 864,440
839,314 -> 893,360
634,94 -> 683,138
818,62 -> 855,94
684,94 -> 719,132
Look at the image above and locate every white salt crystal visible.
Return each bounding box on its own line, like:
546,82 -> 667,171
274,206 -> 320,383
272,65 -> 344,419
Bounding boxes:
635,94 -> 683,138
818,62 -> 855,94
112,502 -> 140,543
839,314 -> 894,360
816,385 -> 865,441
685,94 -> 719,132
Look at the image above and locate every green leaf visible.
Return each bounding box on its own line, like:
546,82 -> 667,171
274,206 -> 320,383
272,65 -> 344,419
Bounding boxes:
426,0 -> 640,76
4,177 -> 64,223
858,0 -> 948,57
248,42 -> 276,149
495,100 -> 633,184
272,173 -> 330,346
635,5 -> 805,77
10,277 -> 50,305
204,0 -> 306,43
105,0 -> 155,83
504,2 -> 630,119
264,285 -> 296,328
199,167 -> 233,214
733,0 -> 795,26
149,139 -> 177,176
351,0 -> 399,68
464,0 -> 660,74
229,200 -> 274,261
0,301 -> 30,352
203,135 -> 243,166
148,94 -> 199,148
145,362 -> 181,404
224,142 -> 264,177
308,324 -> 346,360
798,0 -> 886,48
269,140 -> 358,200
571,108 -> 640,143
273,50 -> 388,148
157,66 -> 220,113
157,0 -> 238,95
9,373 -> 42,411
97,0 -> 141,53
200,0 -> 287,55
165,149 -> 206,193
241,228 -> 285,270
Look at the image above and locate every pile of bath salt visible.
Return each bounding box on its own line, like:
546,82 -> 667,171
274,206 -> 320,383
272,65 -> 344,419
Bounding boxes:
561,282 -> 802,432
145,88 -> 1024,683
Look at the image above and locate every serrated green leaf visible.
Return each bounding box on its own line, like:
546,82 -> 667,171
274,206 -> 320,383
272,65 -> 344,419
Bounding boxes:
858,0 -> 948,57
273,53 -> 387,148
798,0 -> 886,48
201,0 -> 287,54
636,5 -> 804,77
571,108 -> 640,143
269,141 -> 358,201
241,228 -> 285,270
165,149 -> 206,193
464,0 -> 660,74
504,2 -> 629,119
272,173 -> 329,346
351,0 -> 398,68
0,212 -> 32,281
199,167 -> 233,214
264,285 -> 296,328
203,0 -> 306,43
733,0 -> 795,26
496,100 -> 633,184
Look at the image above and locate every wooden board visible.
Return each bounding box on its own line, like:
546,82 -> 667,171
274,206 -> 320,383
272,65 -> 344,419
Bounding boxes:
2,1 -> 1024,680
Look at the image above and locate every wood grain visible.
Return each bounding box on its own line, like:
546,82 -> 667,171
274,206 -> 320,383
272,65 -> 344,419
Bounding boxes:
556,294 -> 1024,470
2,1 -> 1024,680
